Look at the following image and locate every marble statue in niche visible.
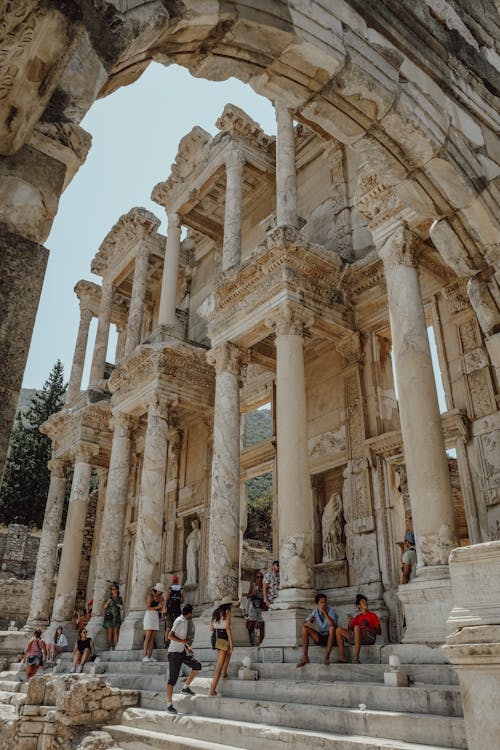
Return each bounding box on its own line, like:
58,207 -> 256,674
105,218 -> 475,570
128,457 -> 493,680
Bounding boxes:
321,492 -> 345,563
185,518 -> 201,586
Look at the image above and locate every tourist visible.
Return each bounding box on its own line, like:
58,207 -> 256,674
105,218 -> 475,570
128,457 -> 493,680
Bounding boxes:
296,593 -> 338,667
46,625 -> 68,663
401,531 -> 417,583
70,627 -> 95,673
103,582 -> 123,650
209,598 -> 233,696
335,594 -> 381,664
72,598 -> 93,631
246,571 -> 265,646
23,629 -> 47,679
263,560 -> 280,608
164,574 -> 184,647
166,603 -> 201,714
143,582 -> 164,662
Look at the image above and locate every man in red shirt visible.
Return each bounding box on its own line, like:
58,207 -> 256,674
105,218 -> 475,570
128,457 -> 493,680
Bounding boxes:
335,594 -> 381,663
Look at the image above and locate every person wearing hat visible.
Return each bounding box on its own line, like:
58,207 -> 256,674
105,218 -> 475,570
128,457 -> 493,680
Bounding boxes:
401,531 -> 417,584
164,575 -> 184,647
143,582 -> 165,662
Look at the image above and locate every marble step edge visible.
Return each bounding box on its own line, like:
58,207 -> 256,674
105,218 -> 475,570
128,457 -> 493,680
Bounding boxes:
107,724 -> 246,750
115,710 -> 463,750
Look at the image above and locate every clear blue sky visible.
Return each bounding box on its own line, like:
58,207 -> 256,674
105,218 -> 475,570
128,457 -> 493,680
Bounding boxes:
23,61 -> 447,415
23,63 -> 276,389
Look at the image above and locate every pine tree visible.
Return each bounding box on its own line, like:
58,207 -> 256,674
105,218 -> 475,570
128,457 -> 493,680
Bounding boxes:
0,360 -> 67,527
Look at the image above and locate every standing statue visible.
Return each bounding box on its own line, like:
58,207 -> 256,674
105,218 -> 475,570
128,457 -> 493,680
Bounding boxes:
321,492 -> 345,563
185,519 -> 201,586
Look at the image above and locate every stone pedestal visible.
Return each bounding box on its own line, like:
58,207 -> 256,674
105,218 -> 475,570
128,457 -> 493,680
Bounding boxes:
206,343 -> 245,607
66,307 -> 93,406
262,608 -> 310,648
118,396 -> 169,650
88,413 -> 132,647
380,224 -> 458,643
89,278 -> 113,385
158,212 -> 181,329
51,449 -> 94,624
443,541 -> 500,750
26,459 -> 67,629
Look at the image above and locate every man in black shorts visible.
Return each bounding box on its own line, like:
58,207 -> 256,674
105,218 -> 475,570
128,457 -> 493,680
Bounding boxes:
166,603 -> 200,714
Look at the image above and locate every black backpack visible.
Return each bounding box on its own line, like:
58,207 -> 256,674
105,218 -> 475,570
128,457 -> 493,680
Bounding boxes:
168,586 -> 182,617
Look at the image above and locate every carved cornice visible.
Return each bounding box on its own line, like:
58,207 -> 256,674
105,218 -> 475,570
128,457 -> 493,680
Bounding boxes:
365,430 -> 403,460
151,126 -> 212,208
92,207 -> 161,275
215,104 -> 274,151
441,409 -> 471,443
442,278 -> 470,314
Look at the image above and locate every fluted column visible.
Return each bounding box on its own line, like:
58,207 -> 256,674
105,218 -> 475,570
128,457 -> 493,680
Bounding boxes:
66,307 -> 93,406
380,225 -> 458,570
125,245 -> 150,356
26,459 -> 68,629
222,147 -> 245,271
89,413 -> 133,640
158,212 -> 181,328
89,279 -> 114,385
117,395 -> 170,649
275,101 -> 297,227
273,304 -> 315,601
51,445 -> 95,624
115,324 -> 127,366
206,342 -> 245,602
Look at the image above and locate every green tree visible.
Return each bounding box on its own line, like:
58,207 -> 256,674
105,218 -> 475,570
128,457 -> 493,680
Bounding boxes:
0,360 -> 67,527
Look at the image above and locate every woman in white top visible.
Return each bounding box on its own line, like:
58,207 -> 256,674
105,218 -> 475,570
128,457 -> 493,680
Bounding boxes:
47,626 -> 68,663
209,600 -> 233,696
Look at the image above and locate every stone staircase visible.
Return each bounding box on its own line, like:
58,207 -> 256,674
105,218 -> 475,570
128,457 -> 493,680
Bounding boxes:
0,647 -> 468,750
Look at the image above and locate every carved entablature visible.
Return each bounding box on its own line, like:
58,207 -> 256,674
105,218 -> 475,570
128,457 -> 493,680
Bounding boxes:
365,430 -> 403,463
151,127 -> 213,208
354,166 -> 415,245
441,279 -> 470,314
40,402 -> 112,467
441,409 -> 471,444
91,207 -> 162,275
204,226 -> 353,347
108,340 -> 215,415
215,104 -> 274,152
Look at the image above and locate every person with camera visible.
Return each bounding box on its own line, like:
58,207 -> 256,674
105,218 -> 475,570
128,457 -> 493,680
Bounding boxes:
335,594 -> 381,663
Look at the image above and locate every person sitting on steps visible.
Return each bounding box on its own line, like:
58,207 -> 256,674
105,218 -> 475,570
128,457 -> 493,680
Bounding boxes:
296,593 -> 338,667
335,594 -> 381,664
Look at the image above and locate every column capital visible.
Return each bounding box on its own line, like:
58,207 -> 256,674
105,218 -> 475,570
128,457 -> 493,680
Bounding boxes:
72,442 -> 98,464
206,341 -> 248,375
145,391 -> 178,422
225,146 -> 245,170
167,426 -> 183,449
109,411 -> 135,435
79,306 -> 93,325
266,303 -> 314,337
47,458 -> 67,477
378,223 -> 421,270
166,211 -> 181,229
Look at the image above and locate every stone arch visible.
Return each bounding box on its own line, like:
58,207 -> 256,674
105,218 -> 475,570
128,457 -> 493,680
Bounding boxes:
1,1 -> 499,474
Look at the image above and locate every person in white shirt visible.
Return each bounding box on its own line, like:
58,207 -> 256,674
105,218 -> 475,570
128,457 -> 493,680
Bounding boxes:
47,626 -> 68,663
166,603 -> 201,714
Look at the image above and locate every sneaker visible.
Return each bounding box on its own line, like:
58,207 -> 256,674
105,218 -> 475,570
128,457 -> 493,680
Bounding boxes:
149,656 -> 157,662
69,666 -> 76,673
181,686 -> 195,696
166,704 -> 177,714
76,665 -> 82,673
142,656 -> 150,663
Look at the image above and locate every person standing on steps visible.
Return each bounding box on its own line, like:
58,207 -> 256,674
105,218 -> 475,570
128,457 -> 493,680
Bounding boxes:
401,530 -> 417,583
143,582 -> 164,662
166,604 -> 201,715
23,629 -> 47,679
335,594 -> 381,664
263,560 -> 280,609
164,575 -> 184,647
296,593 -> 338,667
103,582 -> 123,650
209,598 -> 233,696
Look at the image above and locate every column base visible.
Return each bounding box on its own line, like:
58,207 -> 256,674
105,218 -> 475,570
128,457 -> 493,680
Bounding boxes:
271,587 -> 316,610
115,611 -> 145,650
262,607 -> 310,647
397,569 -> 452,644
24,618 -> 49,634
87,614 -> 110,651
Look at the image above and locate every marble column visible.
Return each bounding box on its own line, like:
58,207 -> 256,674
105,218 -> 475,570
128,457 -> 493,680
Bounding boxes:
275,101 -> 297,227
88,413 -> 133,645
206,343 -> 245,604
26,459 -> 67,629
125,245 -> 150,357
117,395 -> 170,649
379,223 -> 458,642
51,446 -> 95,624
158,212 -> 181,329
89,278 -> 113,386
115,324 -> 127,367
263,304 -> 314,645
66,307 -> 93,406
222,147 -> 245,271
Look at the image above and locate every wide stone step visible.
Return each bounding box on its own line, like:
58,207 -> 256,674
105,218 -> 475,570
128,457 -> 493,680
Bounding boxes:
107,724 -> 246,750
115,707 -> 465,750
253,662 -> 460,686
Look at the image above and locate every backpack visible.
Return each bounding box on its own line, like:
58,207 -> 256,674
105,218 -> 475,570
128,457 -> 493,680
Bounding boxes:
168,585 -> 183,617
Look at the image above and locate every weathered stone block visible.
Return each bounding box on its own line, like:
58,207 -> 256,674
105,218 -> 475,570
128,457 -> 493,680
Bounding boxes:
25,676 -> 46,706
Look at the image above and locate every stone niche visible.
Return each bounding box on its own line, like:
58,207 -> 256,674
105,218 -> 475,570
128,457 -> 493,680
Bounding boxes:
313,466 -> 348,590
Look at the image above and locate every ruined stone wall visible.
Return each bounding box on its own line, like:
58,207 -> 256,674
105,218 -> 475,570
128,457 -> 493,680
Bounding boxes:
0,575 -> 33,629
0,524 -> 40,578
